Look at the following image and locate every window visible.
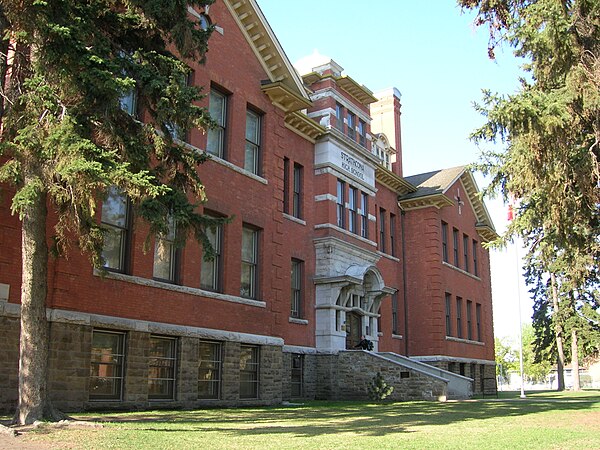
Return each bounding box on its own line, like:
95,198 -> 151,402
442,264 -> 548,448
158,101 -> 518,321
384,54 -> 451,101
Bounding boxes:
283,158 -> 290,214
391,293 -> 398,335
293,163 -> 302,219
241,225 -> 258,299
336,179 -> 345,228
290,259 -> 303,318
101,187 -> 130,273
379,208 -> 386,252
90,330 -> 125,400
119,87 -> 137,116
476,303 -> 482,341
200,219 -> 223,292
148,336 -> 177,400
360,192 -> 368,238
198,341 -> 222,399
358,119 -> 366,147
347,111 -> 356,140
335,103 -> 344,131
348,186 -> 357,234
473,240 -> 479,277
244,109 -> 261,175
207,88 -> 227,158
291,354 -> 304,398
456,297 -> 463,339
453,228 -> 459,266
463,234 -> 469,272
445,293 -> 452,336
390,213 -> 397,257
441,221 -> 448,263
153,216 -> 178,283
240,345 -> 259,399
467,300 -> 473,340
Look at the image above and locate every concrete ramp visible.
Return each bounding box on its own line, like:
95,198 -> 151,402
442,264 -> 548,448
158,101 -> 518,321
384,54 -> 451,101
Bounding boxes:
377,352 -> 473,399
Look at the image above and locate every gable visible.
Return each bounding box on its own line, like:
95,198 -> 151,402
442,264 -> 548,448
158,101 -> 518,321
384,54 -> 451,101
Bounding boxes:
399,166 -> 498,242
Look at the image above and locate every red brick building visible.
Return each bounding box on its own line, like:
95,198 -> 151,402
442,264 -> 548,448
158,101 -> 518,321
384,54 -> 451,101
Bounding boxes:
0,0 -> 497,412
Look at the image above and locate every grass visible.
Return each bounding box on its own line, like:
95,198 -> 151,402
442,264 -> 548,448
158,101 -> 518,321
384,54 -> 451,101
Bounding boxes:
8,390 -> 600,450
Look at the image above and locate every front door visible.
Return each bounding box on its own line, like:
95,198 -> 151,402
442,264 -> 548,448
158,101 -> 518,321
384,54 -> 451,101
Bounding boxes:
345,312 -> 362,349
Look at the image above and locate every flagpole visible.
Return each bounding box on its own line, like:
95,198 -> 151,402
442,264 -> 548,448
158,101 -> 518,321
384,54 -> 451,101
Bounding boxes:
515,237 -> 526,399
508,201 -> 526,399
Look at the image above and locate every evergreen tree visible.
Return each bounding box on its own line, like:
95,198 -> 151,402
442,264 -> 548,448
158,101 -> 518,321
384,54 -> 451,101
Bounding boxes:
368,372 -> 394,402
0,0 -> 221,424
458,0 -> 600,389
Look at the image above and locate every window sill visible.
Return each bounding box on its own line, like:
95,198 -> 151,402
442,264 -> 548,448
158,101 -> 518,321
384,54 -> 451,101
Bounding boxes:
314,223 -> 377,247
441,261 -> 481,280
93,270 -> 267,308
377,251 -> 400,263
445,336 -> 484,346
283,213 -> 306,226
180,141 -> 268,185
289,317 -> 308,325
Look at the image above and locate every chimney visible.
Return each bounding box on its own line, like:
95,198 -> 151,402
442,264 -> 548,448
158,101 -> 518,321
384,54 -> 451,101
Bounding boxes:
370,88 -> 403,177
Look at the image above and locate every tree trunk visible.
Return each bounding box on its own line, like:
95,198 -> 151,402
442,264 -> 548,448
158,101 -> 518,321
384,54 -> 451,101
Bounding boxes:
14,178 -> 60,425
571,328 -> 580,391
550,272 -> 565,391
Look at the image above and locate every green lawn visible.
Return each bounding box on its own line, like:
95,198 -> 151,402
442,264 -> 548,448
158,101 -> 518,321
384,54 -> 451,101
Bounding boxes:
12,390 -> 600,450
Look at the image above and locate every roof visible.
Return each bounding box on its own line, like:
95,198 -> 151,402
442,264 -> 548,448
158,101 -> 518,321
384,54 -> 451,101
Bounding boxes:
402,166 -> 466,200
399,166 -> 499,242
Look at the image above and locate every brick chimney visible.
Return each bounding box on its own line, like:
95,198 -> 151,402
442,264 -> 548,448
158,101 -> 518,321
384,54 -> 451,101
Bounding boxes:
370,88 -> 403,177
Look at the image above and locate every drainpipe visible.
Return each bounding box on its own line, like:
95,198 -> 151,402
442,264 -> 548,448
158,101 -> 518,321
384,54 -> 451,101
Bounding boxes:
400,204 -> 409,356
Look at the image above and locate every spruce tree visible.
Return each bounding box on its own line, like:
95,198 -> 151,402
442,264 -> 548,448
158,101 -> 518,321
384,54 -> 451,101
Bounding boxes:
0,0 -> 219,424
458,0 -> 600,388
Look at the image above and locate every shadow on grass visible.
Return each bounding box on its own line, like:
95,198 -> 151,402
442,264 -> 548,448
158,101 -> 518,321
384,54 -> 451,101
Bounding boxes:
73,393 -> 600,438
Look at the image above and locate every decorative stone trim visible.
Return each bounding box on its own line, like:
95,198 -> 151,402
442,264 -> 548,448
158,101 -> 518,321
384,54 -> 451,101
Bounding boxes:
207,152 -> 268,185
377,251 -> 400,263
282,345 -> 317,354
288,317 -> 308,325
93,270 -> 267,309
314,223 -> 378,248
314,165 -> 377,195
412,355 -> 494,365
178,140 -> 269,185
392,334 -> 403,340
283,213 -> 306,226
314,193 -> 337,203
441,261 -> 481,280
39,307 -> 284,346
445,336 -> 485,346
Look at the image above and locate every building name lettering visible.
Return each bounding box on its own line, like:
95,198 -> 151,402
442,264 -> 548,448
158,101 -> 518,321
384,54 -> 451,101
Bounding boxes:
340,151 -> 365,180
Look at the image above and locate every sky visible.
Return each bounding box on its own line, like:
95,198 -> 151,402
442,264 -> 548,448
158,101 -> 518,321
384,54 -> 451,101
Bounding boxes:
257,0 -> 532,340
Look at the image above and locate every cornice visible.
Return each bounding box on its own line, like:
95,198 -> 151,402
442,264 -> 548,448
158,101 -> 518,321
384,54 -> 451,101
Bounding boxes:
375,167 -> 416,196
284,111 -> 326,143
302,72 -> 377,106
261,81 -> 311,113
398,193 -> 454,211
224,0 -> 309,101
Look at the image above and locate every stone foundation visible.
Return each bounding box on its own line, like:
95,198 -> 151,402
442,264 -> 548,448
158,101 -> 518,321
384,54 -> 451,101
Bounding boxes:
1,317 -> 466,414
316,351 -> 448,401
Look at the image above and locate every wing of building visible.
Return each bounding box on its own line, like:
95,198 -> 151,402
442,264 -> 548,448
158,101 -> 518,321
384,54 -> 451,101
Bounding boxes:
0,0 -> 498,412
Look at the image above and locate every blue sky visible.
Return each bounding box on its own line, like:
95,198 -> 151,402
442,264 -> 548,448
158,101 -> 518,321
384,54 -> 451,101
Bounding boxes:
257,0 -> 531,340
